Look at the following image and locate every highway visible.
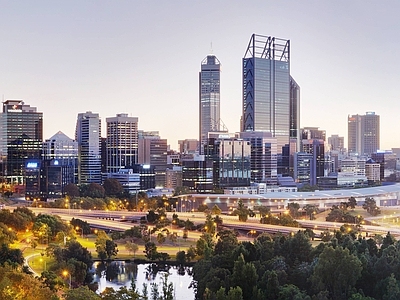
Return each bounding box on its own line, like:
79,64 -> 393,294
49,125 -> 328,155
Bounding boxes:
24,207 -> 400,238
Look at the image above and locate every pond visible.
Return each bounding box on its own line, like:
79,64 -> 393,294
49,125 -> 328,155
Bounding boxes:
92,261 -> 194,300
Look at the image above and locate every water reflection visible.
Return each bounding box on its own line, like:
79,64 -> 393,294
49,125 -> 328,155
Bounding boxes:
93,262 -> 194,300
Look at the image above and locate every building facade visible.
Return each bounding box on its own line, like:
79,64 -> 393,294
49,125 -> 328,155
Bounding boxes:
106,114 -> 138,174
348,112 -> 380,156
242,34 -> 300,155
0,100 -> 43,186
75,111 -> 102,185
240,131 -> 278,185
199,55 -> 221,154
138,131 -> 168,188
204,136 -> 251,190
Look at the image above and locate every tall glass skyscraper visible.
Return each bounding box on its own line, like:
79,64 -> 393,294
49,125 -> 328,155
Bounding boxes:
199,55 -> 221,154
242,34 -> 300,154
0,100 -> 43,185
75,111 -> 102,185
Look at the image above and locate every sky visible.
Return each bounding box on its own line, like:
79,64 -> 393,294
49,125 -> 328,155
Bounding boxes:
0,1 -> 399,151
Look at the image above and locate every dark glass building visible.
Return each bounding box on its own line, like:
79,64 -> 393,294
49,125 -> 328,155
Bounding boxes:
0,100 -> 43,185
204,136 -> 251,189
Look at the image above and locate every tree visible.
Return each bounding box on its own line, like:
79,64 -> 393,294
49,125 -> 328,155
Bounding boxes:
197,204 -> 209,212
64,286 -> 101,300
0,265 -> 56,300
348,197 -> 357,209
311,246 -> 362,300
95,230 -> 111,261
125,241 -> 139,258
83,183 -> 105,198
64,183 -> 80,198
231,254 -> 258,299
176,250 -> 186,265
105,239 -> 118,259
363,197 -> 381,216
211,204 -> 222,215
103,178 -> 124,197
287,203 -> 300,218
234,199 -> 249,222
144,242 -> 158,260
303,204 -> 319,220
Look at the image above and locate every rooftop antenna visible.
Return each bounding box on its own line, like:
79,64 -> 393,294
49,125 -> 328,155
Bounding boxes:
210,42 -> 213,54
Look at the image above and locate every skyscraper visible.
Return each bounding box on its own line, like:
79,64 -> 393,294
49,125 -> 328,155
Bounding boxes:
75,111 -> 102,185
199,55 -> 221,154
348,112 -> 380,156
0,100 -> 43,185
106,113 -> 138,174
242,34 -> 300,153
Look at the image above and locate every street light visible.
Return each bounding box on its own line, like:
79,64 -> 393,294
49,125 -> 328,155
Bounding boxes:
76,226 -> 83,238
62,270 -> 71,289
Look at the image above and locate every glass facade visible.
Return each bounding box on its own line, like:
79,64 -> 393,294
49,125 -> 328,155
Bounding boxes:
199,55 -> 221,154
204,138 -> 251,189
243,34 -> 299,156
0,100 -> 43,185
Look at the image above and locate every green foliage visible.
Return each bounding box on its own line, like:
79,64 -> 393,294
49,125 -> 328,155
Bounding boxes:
0,265 -> 55,300
144,242 -> 158,260
64,285 -> 100,300
176,250 -> 186,265
211,204 -> 222,215
233,199 -> 249,222
103,178 -> 125,197
311,246 -> 362,299
362,197 -> 381,216
287,202 -> 300,218
64,183 -> 80,198
197,203 -> 209,212
80,183 -> 105,198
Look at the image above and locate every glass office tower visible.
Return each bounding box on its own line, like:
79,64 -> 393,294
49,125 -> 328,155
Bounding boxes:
242,34 -> 299,154
0,100 -> 43,185
199,55 -> 221,154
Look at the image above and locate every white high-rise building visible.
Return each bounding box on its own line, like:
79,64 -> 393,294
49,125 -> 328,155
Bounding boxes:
106,113 -> 138,173
75,111 -> 102,184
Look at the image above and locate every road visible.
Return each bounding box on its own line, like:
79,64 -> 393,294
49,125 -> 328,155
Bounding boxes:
24,207 -> 400,238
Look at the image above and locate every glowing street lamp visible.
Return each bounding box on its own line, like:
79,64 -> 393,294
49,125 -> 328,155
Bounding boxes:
62,270 -> 71,289
76,226 -> 83,238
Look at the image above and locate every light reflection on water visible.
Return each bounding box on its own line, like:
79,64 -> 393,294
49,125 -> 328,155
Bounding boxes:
92,261 -> 194,300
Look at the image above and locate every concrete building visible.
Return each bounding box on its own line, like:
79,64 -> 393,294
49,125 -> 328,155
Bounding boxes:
106,113 -> 138,174
178,139 -> 199,154
348,112 -> 380,156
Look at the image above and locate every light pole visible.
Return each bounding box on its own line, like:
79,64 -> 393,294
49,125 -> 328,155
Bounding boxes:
76,226 -> 83,238
63,270 -> 71,289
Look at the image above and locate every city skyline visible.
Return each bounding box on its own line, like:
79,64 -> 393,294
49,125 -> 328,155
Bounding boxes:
1,2 -> 400,150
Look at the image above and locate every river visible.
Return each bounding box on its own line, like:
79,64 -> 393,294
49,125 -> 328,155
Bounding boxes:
92,261 -> 194,300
